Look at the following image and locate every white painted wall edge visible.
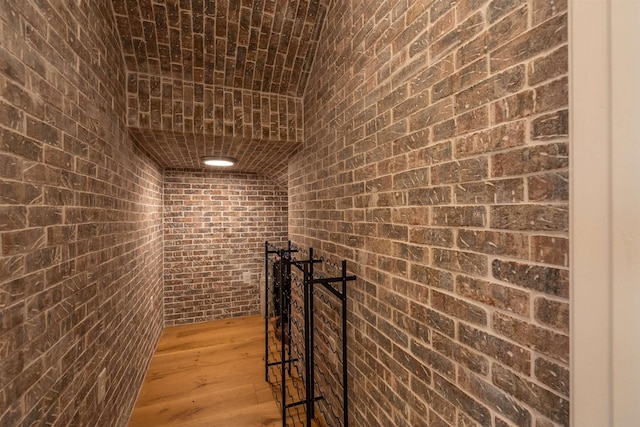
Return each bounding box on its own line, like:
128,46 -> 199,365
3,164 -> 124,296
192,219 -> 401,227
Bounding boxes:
572,0 -> 640,425
570,0 -> 612,426
610,0 -> 640,425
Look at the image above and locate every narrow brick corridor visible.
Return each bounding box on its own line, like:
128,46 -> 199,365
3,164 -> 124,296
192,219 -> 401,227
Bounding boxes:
0,0 -> 599,426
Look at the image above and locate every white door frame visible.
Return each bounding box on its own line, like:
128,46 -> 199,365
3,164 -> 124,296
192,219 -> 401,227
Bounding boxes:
571,0 -> 640,425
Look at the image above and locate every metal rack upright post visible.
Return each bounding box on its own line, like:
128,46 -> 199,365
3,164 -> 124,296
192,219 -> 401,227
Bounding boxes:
264,242 -> 355,427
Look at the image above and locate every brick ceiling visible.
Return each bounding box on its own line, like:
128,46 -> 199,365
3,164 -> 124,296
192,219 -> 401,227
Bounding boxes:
129,129 -> 301,184
111,0 -> 329,183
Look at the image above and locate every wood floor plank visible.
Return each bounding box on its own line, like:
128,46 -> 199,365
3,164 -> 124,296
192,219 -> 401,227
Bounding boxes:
129,315 -> 282,427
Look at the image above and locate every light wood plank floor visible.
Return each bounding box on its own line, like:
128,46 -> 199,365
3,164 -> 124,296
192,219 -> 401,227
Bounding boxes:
129,315 -> 282,427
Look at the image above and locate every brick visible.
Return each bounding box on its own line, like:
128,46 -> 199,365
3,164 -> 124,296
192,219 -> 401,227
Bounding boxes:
432,120 -> 455,141
430,0 -> 456,23
432,58 -> 488,103
432,290 -> 487,326
0,255 -> 24,281
410,301 -> 455,337
393,129 -> 430,154
408,97 -> 454,132
26,117 -> 60,146
455,120 -> 526,158
454,179 -> 524,204
459,323 -> 531,374
457,229 -> 529,258
455,65 -> 525,114
528,172 -> 569,202
431,158 -> 488,185
0,101 -> 24,132
379,85 -> 408,115
458,412 -> 481,427
434,374 -> 492,426
456,275 -> 530,316
532,0 -> 568,26
0,46 -> 26,85
410,55 -> 455,95
456,6 -> 528,68
423,141 -> 453,165
0,301 -> 25,334
424,381 -> 459,424
392,207 -> 431,226
455,105 -> 489,135
0,181 -> 41,205
379,223 -> 408,241
528,46 -> 568,86
0,154 -> 22,180
379,317 -> 409,347
536,419 -> 555,427
407,187 -> 451,206
490,205 -> 568,232
494,312 -> 569,363
455,0 -> 486,21
432,206 -> 486,227
410,339 -> 456,380
429,12 -> 484,60
492,259 -> 569,298
432,332 -> 489,376
534,297 -> 569,333
410,264 -> 454,291
492,364 -> 569,425
535,77 -> 569,113
409,227 -> 454,247
490,14 -> 568,73
535,357 -> 570,396
2,229 -> 46,256
27,207 -> 63,227
486,0 -> 527,24
531,235 -> 569,266
492,90 -> 534,124
531,110 -> 569,140
492,142 -> 568,177
393,168 -> 429,190
394,311 -> 431,344
0,206 -> 27,231
433,248 -> 487,276
459,368 -> 532,427
392,6 -> 430,54
393,344 -> 432,385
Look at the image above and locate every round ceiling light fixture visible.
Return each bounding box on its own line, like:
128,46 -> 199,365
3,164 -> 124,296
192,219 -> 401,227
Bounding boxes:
202,156 -> 237,167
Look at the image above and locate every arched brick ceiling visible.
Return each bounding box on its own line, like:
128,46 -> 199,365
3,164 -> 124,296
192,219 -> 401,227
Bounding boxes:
111,0 -> 329,184
112,0 -> 327,97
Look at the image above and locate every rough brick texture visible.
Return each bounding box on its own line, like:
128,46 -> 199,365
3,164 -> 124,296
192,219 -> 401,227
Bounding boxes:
163,170 -> 288,326
0,0 -> 163,426
127,74 -> 303,140
291,1 -> 569,426
111,0 -> 327,187
111,0 -> 327,97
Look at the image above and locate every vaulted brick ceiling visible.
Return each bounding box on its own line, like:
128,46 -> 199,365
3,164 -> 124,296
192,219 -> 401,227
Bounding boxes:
111,0 -> 328,184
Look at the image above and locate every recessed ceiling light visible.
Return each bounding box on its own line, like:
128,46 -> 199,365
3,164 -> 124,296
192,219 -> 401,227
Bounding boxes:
202,156 -> 237,167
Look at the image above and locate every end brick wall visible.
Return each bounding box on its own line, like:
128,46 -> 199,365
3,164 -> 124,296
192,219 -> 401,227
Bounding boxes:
163,170 -> 288,325
292,1 -> 569,426
0,1 -> 164,426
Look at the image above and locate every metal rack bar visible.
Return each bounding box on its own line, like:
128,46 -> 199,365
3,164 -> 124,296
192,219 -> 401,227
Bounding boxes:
265,242 -> 354,427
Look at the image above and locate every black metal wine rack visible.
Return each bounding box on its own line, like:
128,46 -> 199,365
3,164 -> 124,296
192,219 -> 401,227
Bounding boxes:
264,241 -> 355,427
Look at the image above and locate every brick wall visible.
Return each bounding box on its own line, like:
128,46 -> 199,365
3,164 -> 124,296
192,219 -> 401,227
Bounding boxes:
163,170 -> 288,326
125,77 -> 304,185
127,73 -> 304,141
291,1 -> 569,426
0,1 -> 164,426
